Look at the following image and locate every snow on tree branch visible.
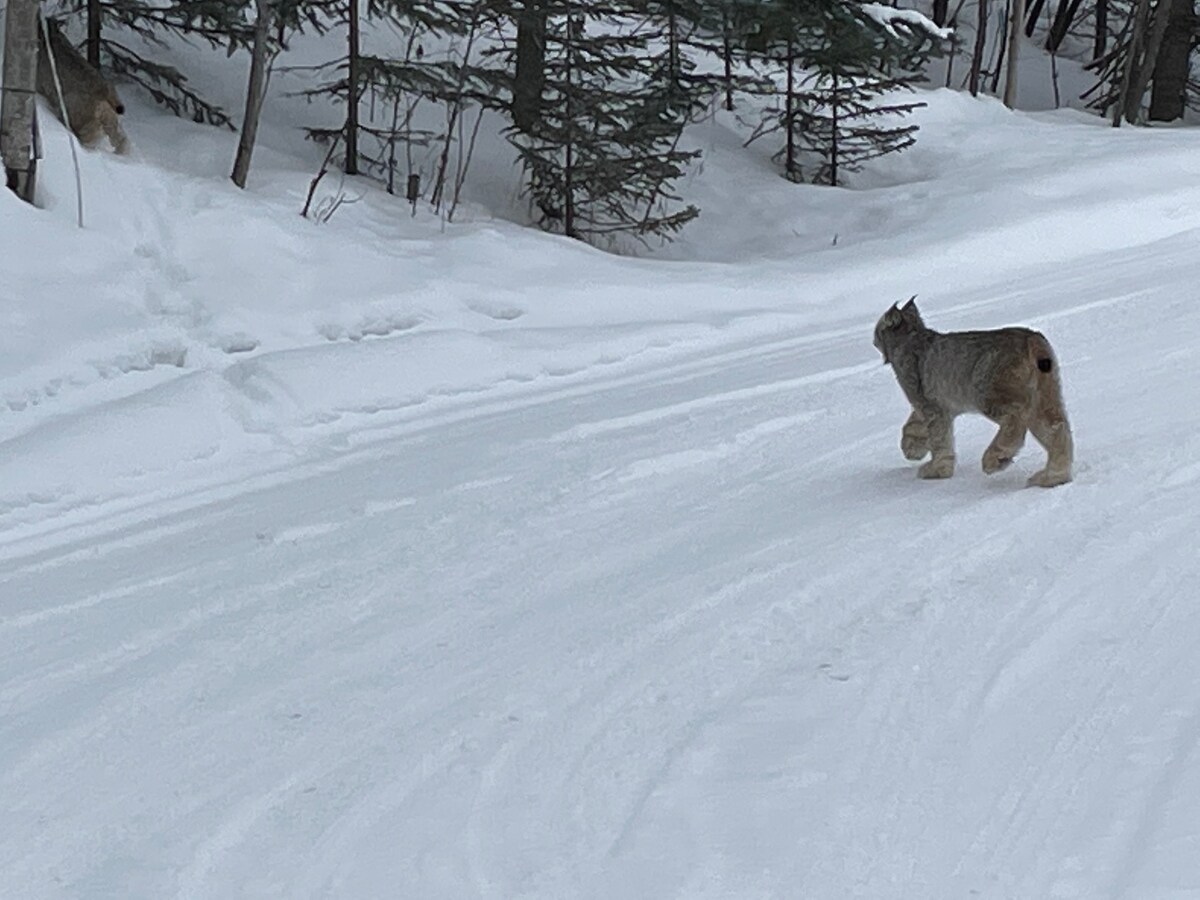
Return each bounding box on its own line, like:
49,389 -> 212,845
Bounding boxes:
857,3 -> 954,41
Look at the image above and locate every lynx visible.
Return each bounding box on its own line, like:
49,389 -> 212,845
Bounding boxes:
873,298 -> 1074,488
37,19 -> 130,154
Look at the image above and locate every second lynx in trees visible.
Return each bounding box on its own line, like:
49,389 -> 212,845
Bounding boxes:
37,19 -> 129,154
873,298 -> 1074,488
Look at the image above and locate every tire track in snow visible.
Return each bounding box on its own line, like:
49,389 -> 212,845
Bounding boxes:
6,258 -> 1200,896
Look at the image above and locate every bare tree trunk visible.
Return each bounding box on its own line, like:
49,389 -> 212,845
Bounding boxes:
722,8 -> 735,110
1046,0 -> 1085,50
1004,0 -> 1027,107
562,6 -> 575,238
1113,0 -> 1151,124
1149,0 -> 1194,120
513,0 -> 546,133
232,0 -> 274,188
1,0 -> 40,203
86,0 -> 102,67
991,0 -> 1010,94
1126,0 -> 1174,120
1116,0 -> 1171,124
432,5 -> 481,211
1095,0 -> 1109,58
830,70 -> 839,187
969,0 -> 988,95
945,31 -> 957,87
1050,38 -> 1062,105
934,0 -> 950,25
666,0 -> 679,84
1025,0 -> 1046,36
785,36 -> 798,182
345,0 -> 360,175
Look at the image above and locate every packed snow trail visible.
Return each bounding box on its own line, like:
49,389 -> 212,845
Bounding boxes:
4,228 -> 1200,899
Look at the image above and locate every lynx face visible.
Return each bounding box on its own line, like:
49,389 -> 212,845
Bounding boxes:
874,298 -> 1074,488
873,296 -> 924,365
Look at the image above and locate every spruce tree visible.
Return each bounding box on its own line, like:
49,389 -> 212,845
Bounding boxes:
745,0 -> 929,186
53,0 -> 255,128
794,3 -> 925,185
503,1 -> 701,245
302,0 -> 493,193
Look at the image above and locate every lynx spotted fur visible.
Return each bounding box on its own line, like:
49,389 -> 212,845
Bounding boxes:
37,19 -> 130,154
873,298 -> 1073,488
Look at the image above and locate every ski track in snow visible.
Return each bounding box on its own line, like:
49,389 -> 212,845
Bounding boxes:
4,232 -> 1200,899
8,77 -> 1200,898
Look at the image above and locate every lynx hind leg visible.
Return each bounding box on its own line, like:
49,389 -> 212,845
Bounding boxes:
1028,417 -> 1073,487
917,410 -> 956,479
74,111 -> 106,149
98,103 -> 130,154
1027,379 -> 1074,488
73,103 -> 127,153
982,410 -> 1028,475
901,409 -> 929,461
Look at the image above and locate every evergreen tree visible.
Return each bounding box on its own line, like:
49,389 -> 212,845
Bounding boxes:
301,0 -> 494,194
745,0 -> 929,186
795,3 -> 925,185
636,0 -> 774,112
637,0 -> 754,113
53,0 -> 256,128
502,1 -> 702,245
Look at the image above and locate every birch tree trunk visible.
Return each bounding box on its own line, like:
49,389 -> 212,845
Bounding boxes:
1004,0 -> 1027,107
1,0 -> 40,203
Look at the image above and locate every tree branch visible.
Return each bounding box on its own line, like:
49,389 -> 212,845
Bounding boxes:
857,3 -> 955,40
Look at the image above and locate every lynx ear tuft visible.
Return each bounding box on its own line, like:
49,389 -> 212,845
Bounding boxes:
898,296 -> 924,327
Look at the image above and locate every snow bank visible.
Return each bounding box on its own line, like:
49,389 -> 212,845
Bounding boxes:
6,78 -> 1200,538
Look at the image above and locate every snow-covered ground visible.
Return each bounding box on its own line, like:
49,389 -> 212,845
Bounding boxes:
5,41 -> 1200,899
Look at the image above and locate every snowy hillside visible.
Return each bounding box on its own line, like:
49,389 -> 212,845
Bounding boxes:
5,48 -> 1200,900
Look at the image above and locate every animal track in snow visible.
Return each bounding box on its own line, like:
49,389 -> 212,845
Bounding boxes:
467,299 -> 525,321
3,343 -> 188,414
217,333 -> 259,355
95,344 -> 188,378
318,314 -> 422,342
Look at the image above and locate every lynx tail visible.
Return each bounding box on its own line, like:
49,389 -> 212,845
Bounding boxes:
1029,333 -> 1055,374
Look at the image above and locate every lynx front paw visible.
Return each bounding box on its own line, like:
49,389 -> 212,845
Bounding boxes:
982,448 -> 1015,474
1027,468 -> 1072,488
901,433 -> 929,461
918,457 -> 955,479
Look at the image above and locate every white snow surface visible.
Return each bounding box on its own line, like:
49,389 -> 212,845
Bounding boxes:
5,81 -> 1200,899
